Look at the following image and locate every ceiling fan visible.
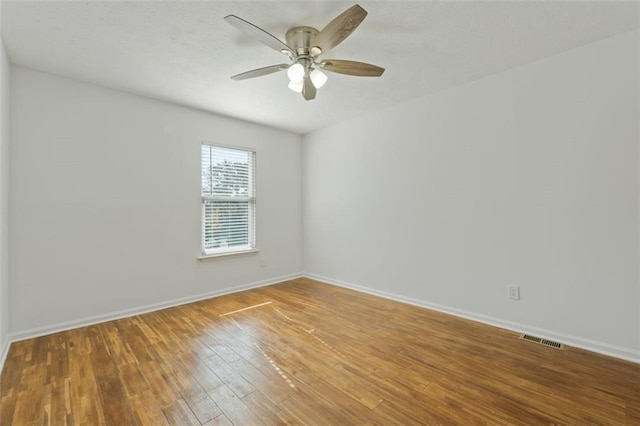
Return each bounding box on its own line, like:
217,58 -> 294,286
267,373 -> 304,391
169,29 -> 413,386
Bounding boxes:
224,4 -> 385,101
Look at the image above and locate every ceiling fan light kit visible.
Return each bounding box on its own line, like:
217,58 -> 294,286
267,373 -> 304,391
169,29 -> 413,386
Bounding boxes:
287,62 -> 305,82
225,4 -> 385,101
310,69 -> 328,88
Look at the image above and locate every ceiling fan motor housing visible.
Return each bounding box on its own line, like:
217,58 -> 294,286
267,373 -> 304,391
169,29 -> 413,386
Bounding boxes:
285,26 -> 319,56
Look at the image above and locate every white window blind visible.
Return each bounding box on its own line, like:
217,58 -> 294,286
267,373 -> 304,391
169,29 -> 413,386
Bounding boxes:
201,144 -> 256,255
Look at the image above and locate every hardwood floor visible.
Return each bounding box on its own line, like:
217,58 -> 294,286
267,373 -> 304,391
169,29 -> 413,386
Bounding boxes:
1,277 -> 638,425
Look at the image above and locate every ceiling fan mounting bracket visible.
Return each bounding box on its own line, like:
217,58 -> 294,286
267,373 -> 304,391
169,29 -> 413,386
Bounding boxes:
285,26 -> 319,56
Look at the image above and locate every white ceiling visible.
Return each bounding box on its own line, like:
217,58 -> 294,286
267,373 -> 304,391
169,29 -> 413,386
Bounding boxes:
2,1 -> 638,134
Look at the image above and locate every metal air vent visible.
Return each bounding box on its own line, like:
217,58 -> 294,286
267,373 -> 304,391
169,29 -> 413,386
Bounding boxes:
520,333 -> 564,350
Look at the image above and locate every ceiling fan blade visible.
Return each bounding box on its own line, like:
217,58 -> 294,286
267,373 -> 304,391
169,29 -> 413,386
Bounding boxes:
225,15 -> 295,55
302,73 -> 317,100
319,60 -> 385,77
231,64 -> 289,81
312,5 -> 367,55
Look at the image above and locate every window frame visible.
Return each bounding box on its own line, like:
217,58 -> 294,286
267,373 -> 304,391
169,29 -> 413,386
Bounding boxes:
200,142 -> 257,258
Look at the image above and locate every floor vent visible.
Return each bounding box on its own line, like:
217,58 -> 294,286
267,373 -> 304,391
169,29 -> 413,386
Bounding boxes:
520,333 -> 564,350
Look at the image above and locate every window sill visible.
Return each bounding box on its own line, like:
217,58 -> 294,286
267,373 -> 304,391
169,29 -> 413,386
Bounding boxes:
198,248 -> 260,261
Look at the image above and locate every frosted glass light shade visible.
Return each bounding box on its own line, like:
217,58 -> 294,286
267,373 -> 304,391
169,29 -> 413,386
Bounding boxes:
287,63 -> 305,82
288,80 -> 303,93
310,68 -> 328,89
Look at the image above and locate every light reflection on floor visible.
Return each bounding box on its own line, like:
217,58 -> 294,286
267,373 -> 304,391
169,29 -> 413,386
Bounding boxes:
223,308 -> 297,389
219,301 -> 272,317
218,299 -> 347,390
274,308 -> 344,358
255,343 -> 296,389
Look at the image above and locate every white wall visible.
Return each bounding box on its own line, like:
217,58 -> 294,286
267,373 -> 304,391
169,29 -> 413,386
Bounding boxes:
0,6 -> 10,359
303,30 -> 639,361
10,67 -> 302,335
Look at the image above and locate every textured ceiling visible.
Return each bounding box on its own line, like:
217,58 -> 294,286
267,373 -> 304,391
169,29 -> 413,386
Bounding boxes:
2,1 -> 639,134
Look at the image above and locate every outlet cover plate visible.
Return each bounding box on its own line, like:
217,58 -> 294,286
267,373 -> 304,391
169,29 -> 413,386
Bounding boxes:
509,285 -> 520,300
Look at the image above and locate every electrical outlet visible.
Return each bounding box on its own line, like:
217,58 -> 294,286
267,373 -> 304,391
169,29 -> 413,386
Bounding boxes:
508,285 -> 520,300
259,257 -> 266,268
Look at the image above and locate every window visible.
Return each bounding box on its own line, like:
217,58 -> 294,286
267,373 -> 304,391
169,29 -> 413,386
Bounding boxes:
201,143 -> 256,256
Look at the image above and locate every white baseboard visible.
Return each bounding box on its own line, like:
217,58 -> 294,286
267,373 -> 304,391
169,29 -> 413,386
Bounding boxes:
303,272 -> 640,364
0,334 -> 9,374
9,272 -> 303,343
5,272 -> 638,366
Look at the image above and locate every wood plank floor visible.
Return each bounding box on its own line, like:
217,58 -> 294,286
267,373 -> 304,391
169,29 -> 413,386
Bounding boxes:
1,277 -> 639,425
